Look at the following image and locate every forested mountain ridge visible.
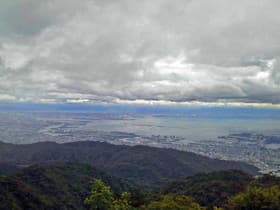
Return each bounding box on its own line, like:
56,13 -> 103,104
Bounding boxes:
0,141 -> 258,186
1,141 -> 271,209
0,163 -> 132,210
0,163 -> 279,210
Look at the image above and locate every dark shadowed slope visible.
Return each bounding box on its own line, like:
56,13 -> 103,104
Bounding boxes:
0,165 -> 277,210
0,141 -> 259,186
160,170 -> 280,208
0,163 -> 131,210
161,170 -> 254,208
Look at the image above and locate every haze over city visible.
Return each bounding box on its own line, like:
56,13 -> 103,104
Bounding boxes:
0,1 -> 279,209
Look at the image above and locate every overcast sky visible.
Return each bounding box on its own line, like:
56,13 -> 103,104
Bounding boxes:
0,0 -> 280,105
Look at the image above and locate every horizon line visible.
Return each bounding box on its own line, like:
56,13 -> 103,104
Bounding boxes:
1,100 -> 280,109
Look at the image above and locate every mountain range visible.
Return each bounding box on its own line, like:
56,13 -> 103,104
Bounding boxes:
0,141 -> 258,186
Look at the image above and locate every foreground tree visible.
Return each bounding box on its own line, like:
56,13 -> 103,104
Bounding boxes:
113,192 -> 132,210
84,179 -> 132,210
144,194 -> 205,210
228,186 -> 280,210
84,179 -> 114,210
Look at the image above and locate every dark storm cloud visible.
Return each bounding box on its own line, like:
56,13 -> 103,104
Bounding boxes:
0,0 -> 280,104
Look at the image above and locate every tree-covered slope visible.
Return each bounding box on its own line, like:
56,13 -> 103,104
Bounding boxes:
161,170 -> 254,208
0,141 -> 259,186
0,165 -> 278,210
0,163 -> 131,210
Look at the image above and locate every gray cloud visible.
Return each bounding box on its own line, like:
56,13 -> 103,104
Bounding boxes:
0,0 -> 280,104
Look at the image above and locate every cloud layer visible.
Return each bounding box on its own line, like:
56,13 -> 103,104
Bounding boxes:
1,0 -> 280,104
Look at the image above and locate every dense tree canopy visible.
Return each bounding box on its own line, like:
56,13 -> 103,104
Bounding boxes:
84,179 -> 132,210
228,186 -> 280,210
1,164 -> 279,210
84,179 -> 114,210
144,194 -> 205,210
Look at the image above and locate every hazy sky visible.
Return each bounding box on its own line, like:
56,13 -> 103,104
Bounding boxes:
0,0 -> 280,105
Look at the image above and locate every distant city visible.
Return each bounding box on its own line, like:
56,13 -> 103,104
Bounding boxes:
0,105 -> 279,176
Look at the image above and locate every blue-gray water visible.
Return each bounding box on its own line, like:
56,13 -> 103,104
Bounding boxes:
0,103 -> 279,173
1,103 -> 280,143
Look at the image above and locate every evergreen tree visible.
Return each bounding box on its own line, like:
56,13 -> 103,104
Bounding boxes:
144,194 -> 205,210
84,179 -> 114,210
84,179 -> 132,210
228,186 -> 280,210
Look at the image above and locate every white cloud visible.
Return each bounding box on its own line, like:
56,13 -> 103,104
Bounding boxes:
0,94 -> 16,101
0,0 -> 280,104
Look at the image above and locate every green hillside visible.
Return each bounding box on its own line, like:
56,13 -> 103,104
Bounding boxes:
0,141 -> 258,186
0,163 -> 279,210
0,163 -> 132,210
